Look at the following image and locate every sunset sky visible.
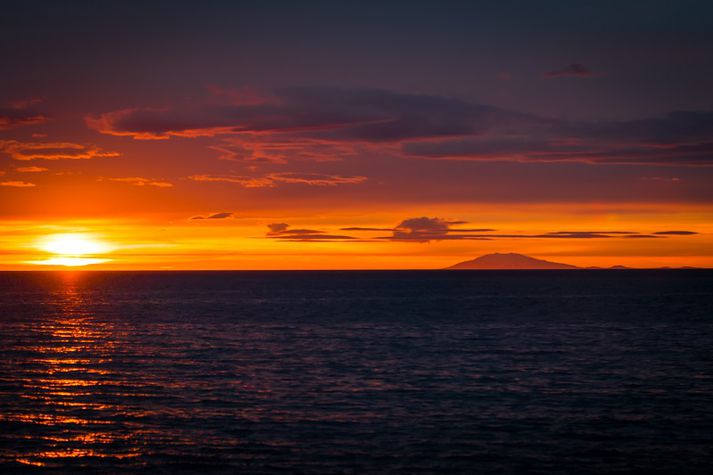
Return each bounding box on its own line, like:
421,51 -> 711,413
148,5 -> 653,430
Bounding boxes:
1,0 -> 712,269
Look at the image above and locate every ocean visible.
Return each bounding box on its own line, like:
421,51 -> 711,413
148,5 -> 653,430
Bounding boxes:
1,270 -> 712,474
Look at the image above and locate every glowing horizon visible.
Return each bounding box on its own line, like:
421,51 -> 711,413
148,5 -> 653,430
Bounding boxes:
2,204 -> 711,270
2,2 -> 713,270
25,233 -> 113,267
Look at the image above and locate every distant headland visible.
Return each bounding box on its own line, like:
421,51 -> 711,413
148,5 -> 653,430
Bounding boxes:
446,253 -> 700,270
447,253 -> 577,270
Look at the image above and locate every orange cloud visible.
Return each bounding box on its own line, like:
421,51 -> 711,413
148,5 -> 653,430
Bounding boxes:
1,180 -> 36,188
85,108 -> 239,139
0,140 -> 120,161
209,137 -> 358,164
189,172 -> 367,188
16,166 -> 48,173
105,177 -> 173,188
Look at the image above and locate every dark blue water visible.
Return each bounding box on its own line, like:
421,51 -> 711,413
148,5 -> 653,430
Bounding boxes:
1,270 -> 712,474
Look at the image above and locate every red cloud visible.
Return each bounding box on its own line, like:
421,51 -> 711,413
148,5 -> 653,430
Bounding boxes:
86,88 -> 523,142
87,87 -> 713,166
189,172 -> 367,188
0,140 -> 120,161
104,177 -> 173,188
15,166 -> 48,173
0,99 -> 48,131
1,180 -> 36,188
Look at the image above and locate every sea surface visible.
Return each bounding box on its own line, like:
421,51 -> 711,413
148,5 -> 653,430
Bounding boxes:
0,270 -> 712,474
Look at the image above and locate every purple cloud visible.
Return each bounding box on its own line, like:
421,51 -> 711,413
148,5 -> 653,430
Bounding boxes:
88,87 -> 713,166
191,212 -> 234,220
265,223 -> 355,242
0,100 -> 48,130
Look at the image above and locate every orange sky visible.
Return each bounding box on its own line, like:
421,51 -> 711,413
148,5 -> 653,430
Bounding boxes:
1,202 -> 711,270
2,3 -> 713,270
1,115 -> 711,270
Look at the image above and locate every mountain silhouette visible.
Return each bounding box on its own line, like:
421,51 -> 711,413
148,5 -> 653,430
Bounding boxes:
447,253 -> 579,270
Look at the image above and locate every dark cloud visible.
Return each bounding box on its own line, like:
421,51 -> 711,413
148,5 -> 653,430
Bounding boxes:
191,212 -> 234,220
89,87 -> 713,167
265,223 -> 355,242
87,87 -> 533,142
263,216 -> 701,244
0,105 -> 47,131
544,63 -> 596,78
340,217 -> 701,243
267,223 -> 289,234
534,231 -> 636,239
207,212 -> 233,219
341,220 -> 488,233
346,217 -> 496,242
381,217 -> 495,242
392,217 -> 450,242
653,230 -> 699,235
403,111 -> 713,166
566,111 -> 713,144
546,231 -> 638,235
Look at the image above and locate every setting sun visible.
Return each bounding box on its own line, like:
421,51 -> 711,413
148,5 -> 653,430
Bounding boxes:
39,233 -> 112,256
2,3 -> 713,474
31,233 -> 113,267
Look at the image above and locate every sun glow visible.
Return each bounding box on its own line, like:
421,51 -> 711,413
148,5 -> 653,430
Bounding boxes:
31,233 -> 114,267
39,234 -> 111,256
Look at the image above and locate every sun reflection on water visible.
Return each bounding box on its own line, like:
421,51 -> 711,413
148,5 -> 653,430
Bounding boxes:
6,273 -> 142,468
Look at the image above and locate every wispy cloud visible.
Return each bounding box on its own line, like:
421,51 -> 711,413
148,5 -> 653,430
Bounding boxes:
266,223 -> 356,242
105,177 -> 173,188
0,140 -> 120,161
338,217 -> 701,243
15,166 -> 48,173
403,111 -> 713,166
343,217 -> 495,242
1,180 -> 36,188
191,212 -> 234,220
189,172 -> 367,188
0,99 -> 48,131
653,230 -> 699,235
87,86 -> 713,166
209,137 -> 357,164
639,176 -> 681,183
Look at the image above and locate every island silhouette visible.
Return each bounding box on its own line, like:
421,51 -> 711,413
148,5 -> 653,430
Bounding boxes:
447,253 -> 579,270
447,253 -> 703,269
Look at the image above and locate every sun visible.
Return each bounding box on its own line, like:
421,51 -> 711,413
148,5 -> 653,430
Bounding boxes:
32,233 -> 114,267
39,233 -> 111,256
